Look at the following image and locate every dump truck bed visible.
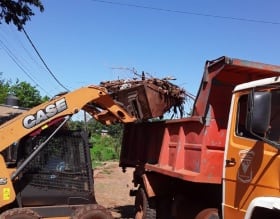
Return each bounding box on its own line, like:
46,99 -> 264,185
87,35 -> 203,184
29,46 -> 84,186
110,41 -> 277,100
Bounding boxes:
120,56 -> 280,183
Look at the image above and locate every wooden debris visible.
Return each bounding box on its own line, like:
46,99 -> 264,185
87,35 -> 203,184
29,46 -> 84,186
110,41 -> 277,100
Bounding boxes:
99,73 -> 188,120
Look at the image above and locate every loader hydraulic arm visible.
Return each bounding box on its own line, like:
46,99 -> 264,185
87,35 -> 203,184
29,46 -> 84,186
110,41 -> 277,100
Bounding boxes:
0,85 -> 136,152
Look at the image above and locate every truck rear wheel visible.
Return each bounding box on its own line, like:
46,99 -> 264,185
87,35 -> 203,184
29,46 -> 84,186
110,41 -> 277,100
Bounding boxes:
135,187 -> 156,219
194,208 -> 219,219
71,204 -> 113,219
0,208 -> 40,219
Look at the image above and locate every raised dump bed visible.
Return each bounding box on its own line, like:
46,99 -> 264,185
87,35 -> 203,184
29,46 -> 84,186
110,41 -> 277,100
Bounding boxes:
119,56 -> 280,184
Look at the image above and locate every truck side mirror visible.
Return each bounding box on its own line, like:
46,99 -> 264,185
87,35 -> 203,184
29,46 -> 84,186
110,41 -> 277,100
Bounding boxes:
246,91 -> 271,135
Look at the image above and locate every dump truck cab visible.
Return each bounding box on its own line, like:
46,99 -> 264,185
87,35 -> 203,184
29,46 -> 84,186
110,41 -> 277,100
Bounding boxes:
223,76 -> 280,218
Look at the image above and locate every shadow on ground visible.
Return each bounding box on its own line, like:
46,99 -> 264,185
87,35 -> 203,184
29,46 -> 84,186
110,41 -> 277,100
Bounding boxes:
112,205 -> 135,219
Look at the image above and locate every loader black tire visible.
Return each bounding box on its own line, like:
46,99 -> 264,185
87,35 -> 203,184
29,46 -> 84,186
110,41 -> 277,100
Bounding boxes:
71,204 -> 113,219
0,208 -> 40,219
134,187 -> 156,219
194,208 -> 219,219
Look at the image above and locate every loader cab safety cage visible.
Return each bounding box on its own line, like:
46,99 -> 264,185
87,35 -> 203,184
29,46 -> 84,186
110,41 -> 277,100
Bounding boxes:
16,127 -> 95,208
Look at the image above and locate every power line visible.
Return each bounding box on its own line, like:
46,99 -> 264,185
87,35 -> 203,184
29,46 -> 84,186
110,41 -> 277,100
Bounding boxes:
0,38 -> 51,96
10,27 -> 47,74
0,25 -> 62,96
91,0 -> 280,25
22,27 -> 69,91
2,25 -> 64,96
1,27 -> 46,81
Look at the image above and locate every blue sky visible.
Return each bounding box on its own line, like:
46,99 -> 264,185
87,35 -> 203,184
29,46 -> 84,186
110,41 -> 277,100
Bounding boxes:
1,0 -> 280,99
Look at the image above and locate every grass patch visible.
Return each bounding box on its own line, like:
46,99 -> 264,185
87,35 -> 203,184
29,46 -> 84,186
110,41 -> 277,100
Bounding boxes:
90,134 -> 120,164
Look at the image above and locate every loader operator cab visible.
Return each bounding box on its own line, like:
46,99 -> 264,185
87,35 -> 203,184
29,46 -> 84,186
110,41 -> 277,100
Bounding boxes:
15,123 -> 95,211
0,118 -> 98,218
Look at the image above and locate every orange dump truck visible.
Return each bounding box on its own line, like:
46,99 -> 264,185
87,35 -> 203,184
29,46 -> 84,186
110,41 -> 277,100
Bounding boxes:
119,56 -> 280,219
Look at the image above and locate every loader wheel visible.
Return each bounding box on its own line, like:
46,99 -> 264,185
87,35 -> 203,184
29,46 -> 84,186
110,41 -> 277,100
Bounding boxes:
71,204 -> 113,219
135,187 -> 156,219
195,208 -> 219,219
0,208 -> 40,219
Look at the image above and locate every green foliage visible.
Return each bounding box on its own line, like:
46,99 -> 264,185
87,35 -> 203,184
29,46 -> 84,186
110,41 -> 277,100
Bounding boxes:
0,74 -> 11,103
63,113 -> 124,163
41,95 -> 49,103
107,123 -> 123,139
68,120 -> 85,130
9,81 -> 44,108
86,118 -> 123,138
0,75 -> 49,108
90,134 -> 121,162
0,0 -> 44,30
70,118 -> 123,136
87,118 -> 104,134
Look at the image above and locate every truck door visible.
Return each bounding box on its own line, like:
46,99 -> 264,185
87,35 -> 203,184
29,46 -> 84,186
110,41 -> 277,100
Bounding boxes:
223,91 -> 280,218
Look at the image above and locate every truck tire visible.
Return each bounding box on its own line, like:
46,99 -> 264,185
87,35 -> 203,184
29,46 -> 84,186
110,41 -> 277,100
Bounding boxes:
194,208 -> 219,219
135,187 -> 156,219
71,204 -> 113,219
0,208 -> 40,219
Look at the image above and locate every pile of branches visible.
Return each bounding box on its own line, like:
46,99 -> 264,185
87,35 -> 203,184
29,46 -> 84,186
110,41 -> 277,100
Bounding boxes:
100,72 -> 189,118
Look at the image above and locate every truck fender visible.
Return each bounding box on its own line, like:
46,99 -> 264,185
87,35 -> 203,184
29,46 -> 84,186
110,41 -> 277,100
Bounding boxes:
245,197 -> 280,219
142,174 -> 156,198
140,172 -> 173,198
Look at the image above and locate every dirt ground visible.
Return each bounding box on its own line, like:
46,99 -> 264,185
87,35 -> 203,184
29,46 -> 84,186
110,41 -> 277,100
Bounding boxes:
94,162 -> 136,218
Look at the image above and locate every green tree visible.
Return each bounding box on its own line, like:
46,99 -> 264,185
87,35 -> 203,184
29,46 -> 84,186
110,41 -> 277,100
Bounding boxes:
9,80 -> 45,107
0,0 -> 44,30
87,118 -> 105,134
107,123 -> 123,139
67,120 -> 85,130
0,74 -> 11,103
